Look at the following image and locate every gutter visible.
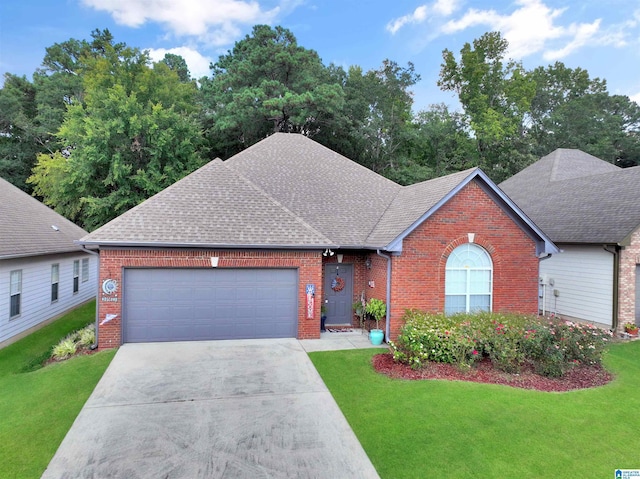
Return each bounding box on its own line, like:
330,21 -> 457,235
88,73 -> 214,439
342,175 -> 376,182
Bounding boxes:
80,246 -> 101,350
376,250 -> 392,342
603,245 -> 620,331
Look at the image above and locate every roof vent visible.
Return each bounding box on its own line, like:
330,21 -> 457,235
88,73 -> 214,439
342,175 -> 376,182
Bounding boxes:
51,225 -> 59,231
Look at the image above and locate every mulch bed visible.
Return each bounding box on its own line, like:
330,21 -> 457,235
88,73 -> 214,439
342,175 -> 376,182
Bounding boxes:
372,353 -> 614,392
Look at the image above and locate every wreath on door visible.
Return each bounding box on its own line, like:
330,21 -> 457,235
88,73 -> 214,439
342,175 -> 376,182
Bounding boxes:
331,276 -> 345,292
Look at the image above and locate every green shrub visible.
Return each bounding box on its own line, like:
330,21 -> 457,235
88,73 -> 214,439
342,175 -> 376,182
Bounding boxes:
51,338 -> 77,361
390,311 -> 479,369
50,323 -> 96,362
390,311 -> 613,378
76,324 -> 96,348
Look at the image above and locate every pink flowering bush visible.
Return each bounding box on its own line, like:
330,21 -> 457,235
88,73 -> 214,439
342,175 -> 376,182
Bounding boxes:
390,311 -> 613,377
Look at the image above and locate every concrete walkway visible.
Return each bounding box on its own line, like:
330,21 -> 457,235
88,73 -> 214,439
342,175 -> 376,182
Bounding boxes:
42,338 -> 382,479
299,329 -> 389,352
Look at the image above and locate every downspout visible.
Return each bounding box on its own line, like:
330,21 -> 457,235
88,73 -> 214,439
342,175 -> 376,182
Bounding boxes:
538,253 -> 553,316
376,250 -> 392,343
81,246 -> 101,350
603,245 -> 620,331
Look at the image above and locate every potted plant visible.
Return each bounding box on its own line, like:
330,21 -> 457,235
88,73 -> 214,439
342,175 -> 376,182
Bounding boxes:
365,298 -> 386,345
624,322 -> 639,337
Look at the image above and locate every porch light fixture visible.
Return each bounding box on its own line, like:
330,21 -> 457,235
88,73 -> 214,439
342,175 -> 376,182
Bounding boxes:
323,248 -> 335,257
337,254 -> 343,263
365,258 -> 372,269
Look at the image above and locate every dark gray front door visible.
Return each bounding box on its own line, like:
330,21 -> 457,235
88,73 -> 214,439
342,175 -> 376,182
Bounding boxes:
123,268 -> 298,343
323,263 -> 353,326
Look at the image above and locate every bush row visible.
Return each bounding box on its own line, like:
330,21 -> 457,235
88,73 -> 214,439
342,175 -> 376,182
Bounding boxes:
389,311 -> 613,377
51,323 -> 95,361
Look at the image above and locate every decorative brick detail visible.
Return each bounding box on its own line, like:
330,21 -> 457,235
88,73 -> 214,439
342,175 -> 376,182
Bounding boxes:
97,248 -> 323,348
388,180 -> 539,340
618,227 -> 640,330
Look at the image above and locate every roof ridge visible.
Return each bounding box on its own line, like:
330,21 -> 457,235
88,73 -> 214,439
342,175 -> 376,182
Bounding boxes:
224,161 -> 335,246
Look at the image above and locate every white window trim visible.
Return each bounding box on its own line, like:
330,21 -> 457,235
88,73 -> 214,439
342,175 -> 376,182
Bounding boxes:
445,243 -> 493,314
10,270 -> 22,318
51,263 -> 60,303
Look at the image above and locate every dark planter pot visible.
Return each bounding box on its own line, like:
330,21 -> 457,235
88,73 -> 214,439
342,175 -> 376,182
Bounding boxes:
321,314 -> 327,332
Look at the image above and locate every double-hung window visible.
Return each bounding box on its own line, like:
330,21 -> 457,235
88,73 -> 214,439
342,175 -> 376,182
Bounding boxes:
51,264 -> 59,302
73,260 -> 80,293
10,270 -> 22,318
445,243 -> 493,314
81,258 -> 89,283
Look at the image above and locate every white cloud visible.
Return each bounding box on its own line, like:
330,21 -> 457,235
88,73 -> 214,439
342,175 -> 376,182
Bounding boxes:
147,46 -> 213,80
631,92 -> 640,105
81,0 -> 279,45
386,0 -> 461,35
417,0 -> 632,62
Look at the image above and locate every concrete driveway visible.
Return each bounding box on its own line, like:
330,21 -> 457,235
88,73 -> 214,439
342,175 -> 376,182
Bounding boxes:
41,339 -> 379,479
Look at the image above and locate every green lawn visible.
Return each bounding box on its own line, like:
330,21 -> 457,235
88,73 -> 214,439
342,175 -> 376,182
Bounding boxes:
310,341 -> 640,479
0,301 -> 116,479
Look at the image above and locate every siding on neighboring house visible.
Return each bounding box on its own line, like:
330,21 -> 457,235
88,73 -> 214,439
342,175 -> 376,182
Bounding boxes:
539,245 -> 614,326
0,252 -> 98,346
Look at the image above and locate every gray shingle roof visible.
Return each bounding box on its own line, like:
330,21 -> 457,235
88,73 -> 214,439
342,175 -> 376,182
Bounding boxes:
83,158 -> 333,247
500,148 -> 640,244
82,133 -> 554,252
366,168 -> 478,247
226,133 -> 400,247
0,177 -> 88,259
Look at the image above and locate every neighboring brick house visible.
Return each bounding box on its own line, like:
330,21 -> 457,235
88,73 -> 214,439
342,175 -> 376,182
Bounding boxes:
0,178 -> 98,348
79,133 -> 557,349
500,148 -> 640,331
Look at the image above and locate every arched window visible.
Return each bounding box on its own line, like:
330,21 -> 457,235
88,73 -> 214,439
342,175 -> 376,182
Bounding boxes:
445,243 -> 492,314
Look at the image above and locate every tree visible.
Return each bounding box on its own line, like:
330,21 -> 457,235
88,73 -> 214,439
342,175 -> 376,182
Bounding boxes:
0,74 -> 40,190
529,63 -> 640,165
438,32 -> 537,181
201,25 -> 344,156
407,104 -> 478,180
29,39 -> 204,230
160,53 -> 191,83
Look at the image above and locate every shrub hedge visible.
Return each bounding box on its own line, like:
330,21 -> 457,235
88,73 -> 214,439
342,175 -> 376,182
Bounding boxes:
389,311 -> 613,377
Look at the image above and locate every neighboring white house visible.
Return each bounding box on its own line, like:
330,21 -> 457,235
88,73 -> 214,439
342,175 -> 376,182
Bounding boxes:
0,177 -> 98,348
500,149 -> 640,330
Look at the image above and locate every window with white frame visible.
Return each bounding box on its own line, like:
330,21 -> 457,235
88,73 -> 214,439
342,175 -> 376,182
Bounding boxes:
51,264 -> 59,302
445,243 -> 492,314
10,270 -> 22,318
81,258 -> 89,282
73,260 -> 80,293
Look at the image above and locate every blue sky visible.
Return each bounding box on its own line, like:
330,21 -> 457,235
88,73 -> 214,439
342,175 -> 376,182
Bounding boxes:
1,0 -> 639,111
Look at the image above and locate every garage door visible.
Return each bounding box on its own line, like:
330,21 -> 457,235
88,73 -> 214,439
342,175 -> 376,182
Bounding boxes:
123,268 -> 298,343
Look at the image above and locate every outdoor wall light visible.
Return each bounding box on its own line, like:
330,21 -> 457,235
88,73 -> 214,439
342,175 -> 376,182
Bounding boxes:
365,258 -> 372,269
322,248 -> 335,257
337,254 -> 343,263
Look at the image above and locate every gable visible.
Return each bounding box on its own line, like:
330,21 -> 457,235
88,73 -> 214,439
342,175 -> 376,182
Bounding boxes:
379,171 -> 557,256
0,177 -> 88,259
500,149 -> 640,244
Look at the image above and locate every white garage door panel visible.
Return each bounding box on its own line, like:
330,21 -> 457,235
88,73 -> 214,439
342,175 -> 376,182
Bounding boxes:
123,268 -> 298,343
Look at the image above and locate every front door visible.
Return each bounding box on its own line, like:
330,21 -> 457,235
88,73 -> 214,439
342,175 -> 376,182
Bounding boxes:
324,263 -> 353,326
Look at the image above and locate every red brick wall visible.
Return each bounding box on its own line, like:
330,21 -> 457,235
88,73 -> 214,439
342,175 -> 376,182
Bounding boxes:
97,249 -> 323,348
389,180 -> 539,339
321,253 -> 383,327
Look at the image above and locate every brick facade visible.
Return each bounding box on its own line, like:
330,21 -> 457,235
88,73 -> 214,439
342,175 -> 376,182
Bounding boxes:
387,180 -> 539,339
618,227 -> 640,329
96,180 -> 541,348
97,248 -> 323,348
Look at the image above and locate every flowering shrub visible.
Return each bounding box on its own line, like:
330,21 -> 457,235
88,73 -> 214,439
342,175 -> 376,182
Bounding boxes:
390,311 -> 613,377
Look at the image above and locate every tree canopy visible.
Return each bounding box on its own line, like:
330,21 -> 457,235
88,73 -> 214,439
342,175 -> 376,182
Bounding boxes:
1,27 -> 638,229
